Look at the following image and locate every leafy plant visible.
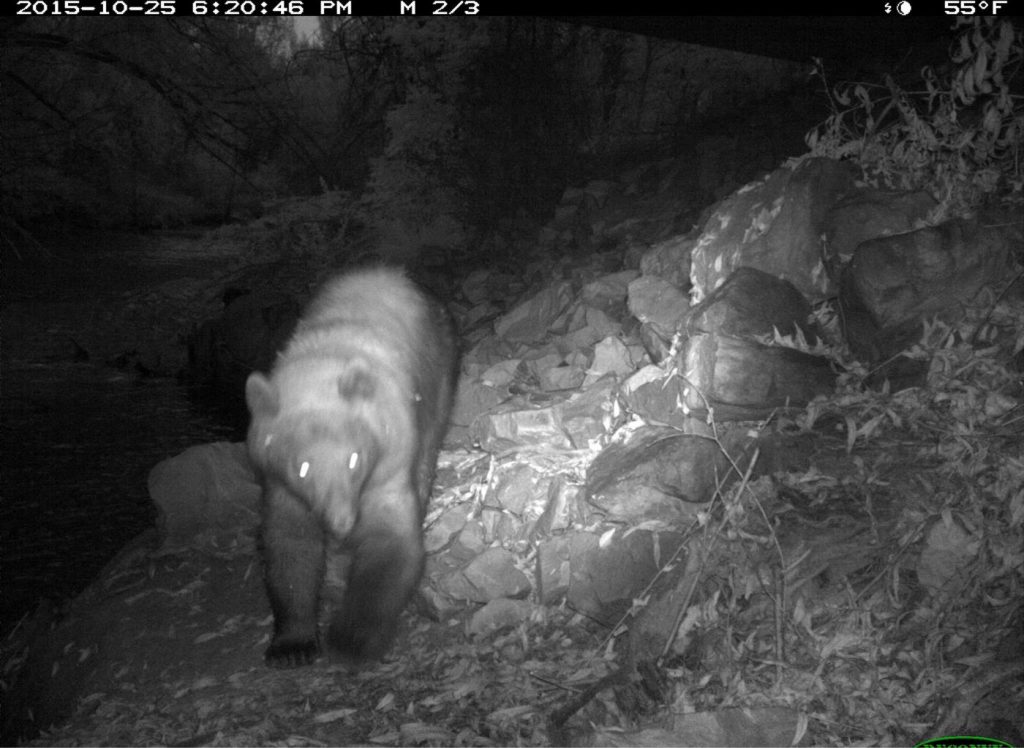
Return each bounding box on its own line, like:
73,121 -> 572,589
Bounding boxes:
807,18 -> 1022,219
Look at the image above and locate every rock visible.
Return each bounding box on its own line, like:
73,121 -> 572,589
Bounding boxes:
487,463 -> 549,518
470,396 -> 574,452
461,269 -> 493,304
560,306 -> 621,350
480,359 -> 522,387
580,270 -> 638,325
690,157 -> 857,302
683,266 -> 817,343
681,332 -> 836,420
534,476 -> 584,539
839,218 -> 1013,364
824,188 -> 937,265
567,529 -> 686,626
620,365 -> 689,430
494,282 -> 574,343
528,350 -> 588,391
424,502 -> 472,553
462,300 -> 501,331
639,236 -> 695,292
449,379 -> 506,445
535,535 -> 573,603
586,426 -> 733,520
584,336 -> 638,385
638,323 -> 673,364
628,275 -> 690,341
455,518 -> 488,555
468,599 -> 536,637
147,442 -> 260,551
560,374 -> 626,448
437,548 -> 532,603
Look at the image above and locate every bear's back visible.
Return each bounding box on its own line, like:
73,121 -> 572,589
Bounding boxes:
289,268 -> 431,365
306,268 -> 426,330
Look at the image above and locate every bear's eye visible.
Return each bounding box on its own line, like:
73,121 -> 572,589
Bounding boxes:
348,452 -> 359,471
298,460 -> 311,479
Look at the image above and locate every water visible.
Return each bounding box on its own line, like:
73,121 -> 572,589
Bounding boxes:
0,229 -> 242,636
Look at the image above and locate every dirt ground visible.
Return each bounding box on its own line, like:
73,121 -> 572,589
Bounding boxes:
3,526 -> 574,746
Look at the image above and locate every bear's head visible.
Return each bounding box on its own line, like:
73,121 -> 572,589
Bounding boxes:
246,368 -> 380,538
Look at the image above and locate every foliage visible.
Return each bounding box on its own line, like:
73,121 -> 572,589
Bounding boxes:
0,17 -> 594,244
359,19 -> 589,259
657,304 -> 1024,744
806,18 -> 1022,218
754,285 -> 1024,742
2,17 -> 808,247
0,18 -> 297,229
359,20 -> 485,257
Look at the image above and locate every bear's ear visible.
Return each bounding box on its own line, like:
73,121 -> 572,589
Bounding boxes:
337,366 -> 376,400
246,373 -> 280,416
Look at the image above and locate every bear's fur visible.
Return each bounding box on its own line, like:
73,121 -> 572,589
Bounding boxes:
245,267 -> 457,667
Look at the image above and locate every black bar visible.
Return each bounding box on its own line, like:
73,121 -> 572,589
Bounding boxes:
5,1 -> 992,14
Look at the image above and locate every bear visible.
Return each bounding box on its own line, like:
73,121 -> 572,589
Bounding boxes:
245,267 -> 457,667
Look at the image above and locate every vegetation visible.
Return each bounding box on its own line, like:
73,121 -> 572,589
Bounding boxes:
2,20 -> 282,224
0,18 -> 588,240
1,17 -> 800,258
807,18 -> 1023,220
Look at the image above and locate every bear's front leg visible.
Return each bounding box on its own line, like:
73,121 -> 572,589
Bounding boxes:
325,485 -> 425,664
262,482 -> 326,668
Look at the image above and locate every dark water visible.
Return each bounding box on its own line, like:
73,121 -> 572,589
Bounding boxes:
0,230 -> 240,636
0,367 -> 236,632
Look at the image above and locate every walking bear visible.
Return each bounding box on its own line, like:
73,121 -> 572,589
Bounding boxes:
245,267 -> 457,667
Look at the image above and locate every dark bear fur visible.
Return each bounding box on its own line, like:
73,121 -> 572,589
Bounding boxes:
245,267 -> 457,667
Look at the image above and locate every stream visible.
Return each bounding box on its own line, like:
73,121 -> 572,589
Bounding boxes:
0,228 -> 244,636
